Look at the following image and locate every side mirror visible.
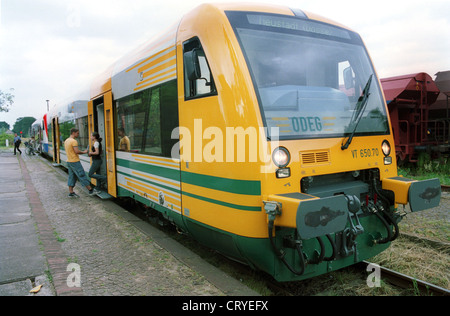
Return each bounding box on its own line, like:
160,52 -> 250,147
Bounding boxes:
343,66 -> 355,90
184,49 -> 201,81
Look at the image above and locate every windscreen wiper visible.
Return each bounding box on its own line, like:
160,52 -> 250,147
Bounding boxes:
341,74 -> 373,150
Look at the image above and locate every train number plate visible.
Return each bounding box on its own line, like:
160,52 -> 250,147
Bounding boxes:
351,148 -> 379,159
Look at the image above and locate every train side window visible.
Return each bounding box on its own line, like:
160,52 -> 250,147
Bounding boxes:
143,87 -> 162,155
59,121 -> 75,147
183,37 -> 216,99
75,117 -> 89,150
116,79 -> 178,157
47,122 -> 52,147
116,90 -> 149,153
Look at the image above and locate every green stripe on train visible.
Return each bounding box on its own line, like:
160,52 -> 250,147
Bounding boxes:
116,158 -> 261,196
181,171 -> 261,196
182,191 -> 261,212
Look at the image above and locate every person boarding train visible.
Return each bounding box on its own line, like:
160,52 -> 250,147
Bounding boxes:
64,128 -> 96,198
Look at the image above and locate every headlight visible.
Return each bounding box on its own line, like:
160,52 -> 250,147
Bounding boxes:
272,147 -> 290,168
381,140 -> 391,156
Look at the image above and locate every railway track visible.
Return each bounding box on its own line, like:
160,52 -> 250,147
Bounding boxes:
361,261 -> 450,296
262,260 -> 450,296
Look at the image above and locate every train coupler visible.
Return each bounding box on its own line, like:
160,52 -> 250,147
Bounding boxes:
336,198 -> 364,261
336,228 -> 360,262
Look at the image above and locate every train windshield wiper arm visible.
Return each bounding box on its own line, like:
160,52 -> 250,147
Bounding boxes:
341,74 -> 373,150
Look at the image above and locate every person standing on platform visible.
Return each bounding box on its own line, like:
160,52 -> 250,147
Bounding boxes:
13,133 -> 22,155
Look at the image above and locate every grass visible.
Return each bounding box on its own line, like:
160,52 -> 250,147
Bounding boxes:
53,230 -> 66,243
398,153 -> 450,185
371,236 -> 450,290
399,217 -> 450,243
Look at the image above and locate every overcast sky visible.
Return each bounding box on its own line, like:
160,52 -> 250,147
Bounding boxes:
1,0 -> 449,128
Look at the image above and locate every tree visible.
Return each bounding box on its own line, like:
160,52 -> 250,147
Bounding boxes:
0,121 -> 10,130
0,89 -> 15,112
12,117 -> 36,138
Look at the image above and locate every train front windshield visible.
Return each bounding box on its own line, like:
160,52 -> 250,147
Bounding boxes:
227,11 -> 389,140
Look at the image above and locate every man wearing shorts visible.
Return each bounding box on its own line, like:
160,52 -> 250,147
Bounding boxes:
64,128 -> 95,197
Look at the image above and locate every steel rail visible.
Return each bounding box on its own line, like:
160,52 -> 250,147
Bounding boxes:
363,261 -> 450,296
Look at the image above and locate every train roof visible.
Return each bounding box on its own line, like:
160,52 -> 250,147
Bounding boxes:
380,72 -> 440,106
90,2 -> 353,100
47,91 -> 89,123
31,119 -> 41,127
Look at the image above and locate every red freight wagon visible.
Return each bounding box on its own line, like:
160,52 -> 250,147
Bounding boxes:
381,72 -> 449,163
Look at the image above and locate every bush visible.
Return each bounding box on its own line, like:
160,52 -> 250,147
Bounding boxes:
399,153 -> 450,185
0,132 -> 14,147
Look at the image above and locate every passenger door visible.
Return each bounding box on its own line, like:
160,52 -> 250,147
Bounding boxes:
52,117 -> 60,164
89,91 -> 117,197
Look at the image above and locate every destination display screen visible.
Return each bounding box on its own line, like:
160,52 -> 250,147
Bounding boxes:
246,14 -> 351,40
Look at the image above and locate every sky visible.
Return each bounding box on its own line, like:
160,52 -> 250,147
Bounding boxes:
1,0 -> 449,128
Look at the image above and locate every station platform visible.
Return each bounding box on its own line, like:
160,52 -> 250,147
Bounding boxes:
0,149 -> 258,296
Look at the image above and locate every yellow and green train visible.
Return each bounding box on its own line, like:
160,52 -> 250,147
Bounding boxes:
42,3 -> 441,281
